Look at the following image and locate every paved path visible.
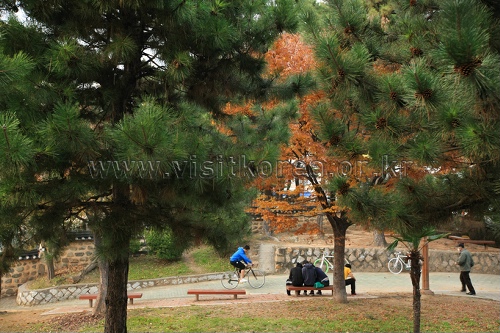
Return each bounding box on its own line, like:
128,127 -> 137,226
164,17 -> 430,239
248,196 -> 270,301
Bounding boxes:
1,272 -> 498,315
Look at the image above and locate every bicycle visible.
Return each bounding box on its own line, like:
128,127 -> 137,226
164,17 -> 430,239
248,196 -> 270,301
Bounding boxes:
387,251 -> 411,274
313,251 -> 350,273
221,264 -> 266,289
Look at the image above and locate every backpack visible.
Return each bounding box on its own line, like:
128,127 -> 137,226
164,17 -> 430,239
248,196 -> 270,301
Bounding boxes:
314,282 -> 324,288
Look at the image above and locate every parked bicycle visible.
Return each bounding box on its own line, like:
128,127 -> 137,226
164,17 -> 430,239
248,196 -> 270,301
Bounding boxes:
313,251 -> 350,273
387,251 -> 411,274
221,264 -> 266,289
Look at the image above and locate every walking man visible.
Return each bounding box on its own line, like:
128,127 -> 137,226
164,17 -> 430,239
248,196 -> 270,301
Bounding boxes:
455,243 -> 476,295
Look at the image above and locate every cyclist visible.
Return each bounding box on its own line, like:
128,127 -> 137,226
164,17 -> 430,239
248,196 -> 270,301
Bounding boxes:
230,245 -> 252,283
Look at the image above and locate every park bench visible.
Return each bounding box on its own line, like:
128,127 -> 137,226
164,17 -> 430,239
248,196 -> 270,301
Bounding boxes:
286,285 -> 334,296
186,289 -> 246,301
448,236 -> 496,249
79,293 -> 143,308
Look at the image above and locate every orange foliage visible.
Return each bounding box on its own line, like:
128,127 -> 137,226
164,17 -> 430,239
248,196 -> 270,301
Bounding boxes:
249,34 -> 343,235
225,33 -> 357,235
222,101 -> 255,116
265,33 -> 316,78
373,59 -> 401,74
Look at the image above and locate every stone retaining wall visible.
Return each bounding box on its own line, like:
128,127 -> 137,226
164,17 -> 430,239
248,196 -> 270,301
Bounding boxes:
54,241 -> 95,271
252,215 -> 332,235
274,246 -> 500,275
1,240 -> 94,297
16,273 -> 224,306
1,259 -> 45,297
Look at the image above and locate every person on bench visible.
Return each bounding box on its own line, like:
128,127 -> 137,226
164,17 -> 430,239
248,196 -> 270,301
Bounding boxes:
286,262 -> 304,295
302,260 -> 317,296
344,263 -> 356,295
314,265 -> 330,295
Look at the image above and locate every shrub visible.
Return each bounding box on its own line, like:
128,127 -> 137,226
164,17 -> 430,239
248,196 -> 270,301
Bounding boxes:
145,227 -> 186,261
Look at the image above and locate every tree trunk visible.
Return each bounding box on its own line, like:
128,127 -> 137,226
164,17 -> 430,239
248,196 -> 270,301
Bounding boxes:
92,232 -> 108,316
372,230 -> 387,247
104,223 -> 131,333
409,250 -> 422,333
94,256 -> 109,315
0,244 -> 15,298
100,183 -> 134,332
73,257 -> 98,284
46,255 -> 55,280
325,212 -> 350,304
39,241 -> 56,280
104,255 -> 129,333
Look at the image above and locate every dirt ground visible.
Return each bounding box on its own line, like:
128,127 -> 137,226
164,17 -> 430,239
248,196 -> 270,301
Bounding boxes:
0,227 -> 498,332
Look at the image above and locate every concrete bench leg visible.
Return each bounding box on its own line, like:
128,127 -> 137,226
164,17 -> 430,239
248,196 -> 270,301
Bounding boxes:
88,299 -> 93,308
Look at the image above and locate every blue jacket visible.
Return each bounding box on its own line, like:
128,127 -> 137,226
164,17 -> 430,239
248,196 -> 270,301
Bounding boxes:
230,247 -> 252,264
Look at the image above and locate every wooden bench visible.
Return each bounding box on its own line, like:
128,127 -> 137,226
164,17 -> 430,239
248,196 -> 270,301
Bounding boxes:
448,236 -> 496,248
186,289 -> 246,301
286,285 -> 334,296
78,293 -> 143,308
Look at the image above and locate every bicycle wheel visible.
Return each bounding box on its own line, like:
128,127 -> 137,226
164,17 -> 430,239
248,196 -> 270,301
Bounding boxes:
388,258 -> 403,274
221,271 -> 239,289
247,269 -> 266,288
313,258 -> 330,273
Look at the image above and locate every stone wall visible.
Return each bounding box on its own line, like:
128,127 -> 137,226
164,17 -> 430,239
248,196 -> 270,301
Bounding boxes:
274,246 -> 500,275
252,215 -> 333,235
1,259 -> 46,297
1,240 -> 95,297
53,240 -> 95,271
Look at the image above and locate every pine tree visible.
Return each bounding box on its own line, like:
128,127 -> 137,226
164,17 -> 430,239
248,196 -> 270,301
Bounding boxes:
0,34 -> 36,294
301,0 -> 499,332
0,1 -> 299,331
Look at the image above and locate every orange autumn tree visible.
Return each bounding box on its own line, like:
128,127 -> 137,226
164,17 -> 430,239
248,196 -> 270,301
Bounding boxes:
246,32 -> 385,303
248,33 -> 325,236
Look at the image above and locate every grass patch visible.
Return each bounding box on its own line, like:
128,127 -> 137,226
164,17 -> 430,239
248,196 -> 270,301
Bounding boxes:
28,275 -> 70,290
189,245 -> 229,272
127,256 -> 192,280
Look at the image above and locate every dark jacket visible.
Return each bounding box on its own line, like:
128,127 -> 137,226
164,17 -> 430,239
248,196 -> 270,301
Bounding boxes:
289,264 -> 304,286
302,263 -> 317,286
314,266 -> 329,285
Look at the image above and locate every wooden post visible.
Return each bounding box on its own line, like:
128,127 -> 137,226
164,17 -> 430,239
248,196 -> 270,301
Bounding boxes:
421,238 -> 434,295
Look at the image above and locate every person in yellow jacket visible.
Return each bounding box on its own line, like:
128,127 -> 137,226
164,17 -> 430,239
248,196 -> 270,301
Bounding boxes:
344,263 -> 356,295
